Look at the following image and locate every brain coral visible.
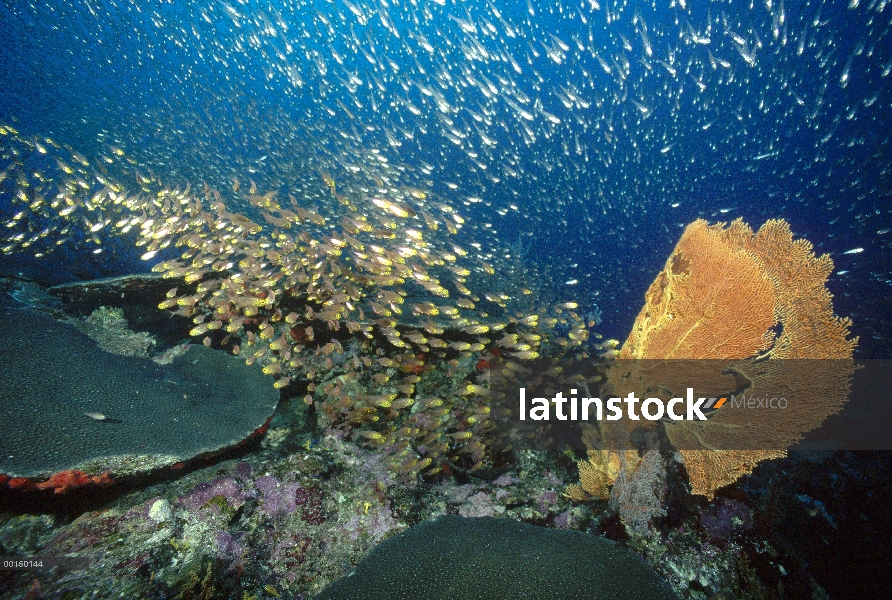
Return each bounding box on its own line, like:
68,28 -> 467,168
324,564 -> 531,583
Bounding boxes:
0,300 -> 279,480
314,515 -> 677,600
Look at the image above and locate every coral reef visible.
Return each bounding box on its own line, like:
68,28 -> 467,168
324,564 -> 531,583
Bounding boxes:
0,426 -> 601,599
2,397 -> 847,600
0,131 -> 871,600
0,127 -> 593,484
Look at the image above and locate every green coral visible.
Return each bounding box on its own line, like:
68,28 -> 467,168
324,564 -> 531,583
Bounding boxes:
72,306 -> 156,357
202,494 -> 237,519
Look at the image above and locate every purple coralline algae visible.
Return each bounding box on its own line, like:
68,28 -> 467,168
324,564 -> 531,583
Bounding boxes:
537,490 -> 559,513
700,498 -> 754,540
553,510 -> 572,529
256,475 -> 301,517
234,460 -> 252,480
178,476 -> 245,514
341,501 -> 402,544
493,474 -> 521,487
458,491 -> 499,518
216,530 -> 246,559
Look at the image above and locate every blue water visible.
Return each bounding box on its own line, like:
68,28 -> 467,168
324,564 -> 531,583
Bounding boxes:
1,0 -> 890,356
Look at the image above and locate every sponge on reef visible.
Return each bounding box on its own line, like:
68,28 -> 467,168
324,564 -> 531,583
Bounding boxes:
0,303 -> 279,479
314,515 -> 677,600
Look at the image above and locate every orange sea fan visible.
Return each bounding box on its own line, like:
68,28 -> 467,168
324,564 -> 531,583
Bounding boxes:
615,218 -> 857,499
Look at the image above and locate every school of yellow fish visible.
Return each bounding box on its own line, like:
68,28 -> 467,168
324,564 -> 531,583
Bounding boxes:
0,124 -> 597,477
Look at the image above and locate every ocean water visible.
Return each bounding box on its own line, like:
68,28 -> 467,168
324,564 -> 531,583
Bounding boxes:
2,0 -> 890,355
0,0 -> 890,599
